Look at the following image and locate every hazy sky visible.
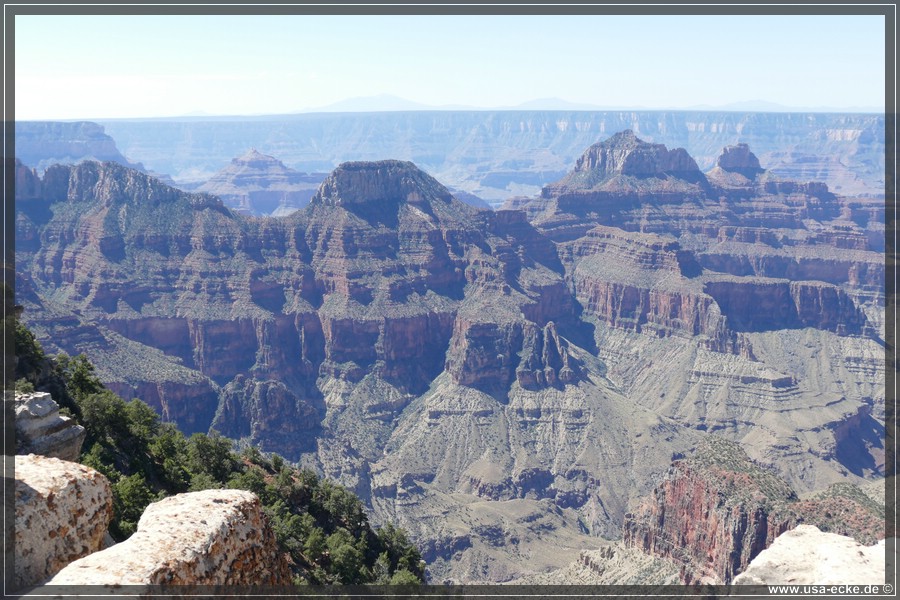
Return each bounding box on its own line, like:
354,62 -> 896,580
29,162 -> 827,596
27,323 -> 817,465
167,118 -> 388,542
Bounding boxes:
14,13 -> 887,120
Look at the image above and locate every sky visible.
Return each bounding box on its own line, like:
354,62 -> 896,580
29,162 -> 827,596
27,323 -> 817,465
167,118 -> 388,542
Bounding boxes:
13,13 -> 888,120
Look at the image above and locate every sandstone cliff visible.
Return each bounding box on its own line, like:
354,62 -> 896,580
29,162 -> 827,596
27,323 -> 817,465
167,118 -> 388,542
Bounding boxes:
509,132 -> 883,494
13,121 -> 173,183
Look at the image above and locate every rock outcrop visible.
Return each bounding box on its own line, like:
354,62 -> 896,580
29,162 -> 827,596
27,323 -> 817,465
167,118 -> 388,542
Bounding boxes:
44,489 -> 291,587
515,321 -> 582,389
513,542 -> 682,585
554,129 -> 705,186
14,454 -> 113,590
715,142 -> 764,177
15,391 -> 86,461
622,439 -> 885,584
732,525 -> 885,585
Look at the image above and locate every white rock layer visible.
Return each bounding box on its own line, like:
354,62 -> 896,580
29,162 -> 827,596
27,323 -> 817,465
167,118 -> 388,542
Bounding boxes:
733,524 -> 885,585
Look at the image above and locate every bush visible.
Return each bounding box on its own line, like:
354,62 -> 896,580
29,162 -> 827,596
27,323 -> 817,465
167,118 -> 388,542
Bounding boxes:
112,473 -> 156,539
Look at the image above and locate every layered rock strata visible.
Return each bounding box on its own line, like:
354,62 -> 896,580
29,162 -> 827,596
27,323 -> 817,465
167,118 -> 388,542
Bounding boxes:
15,391 -> 86,461
44,489 -> 291,586
623,439 -> 885,584
14,454 -> 113,590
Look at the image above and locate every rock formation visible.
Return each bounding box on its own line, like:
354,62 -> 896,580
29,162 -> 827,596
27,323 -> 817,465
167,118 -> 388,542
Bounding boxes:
15,391 -> 86,461
622,439 -> 885,584
714,142 -> 764,177
83,110 -> 884,201
43,489 -> 291,587
196,148 -> 324,216
545,130 -> 708,193
14,454 -> 113,590
732,525 -> 885,585
13,120 -> 167,181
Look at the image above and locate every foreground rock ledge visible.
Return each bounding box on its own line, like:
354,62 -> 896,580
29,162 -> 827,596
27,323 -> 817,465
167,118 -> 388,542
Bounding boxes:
44,489 -> 291,586
15,454 -> 113,589
733,525 -> 885,585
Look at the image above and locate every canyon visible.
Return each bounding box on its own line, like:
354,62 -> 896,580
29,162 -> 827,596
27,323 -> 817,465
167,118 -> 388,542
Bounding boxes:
17,110 -> 885,207
13,125 -> 886,583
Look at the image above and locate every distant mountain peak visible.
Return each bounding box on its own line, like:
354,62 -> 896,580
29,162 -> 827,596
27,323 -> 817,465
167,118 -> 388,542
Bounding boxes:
570,130 -> 702,183
232,148 -> 285,168
195,148 -> 321,215
311,160 -> 453,209
606,128 -> 640,142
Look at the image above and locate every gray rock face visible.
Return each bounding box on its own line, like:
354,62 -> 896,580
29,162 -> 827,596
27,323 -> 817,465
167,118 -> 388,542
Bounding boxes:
15,391 -> 85,461
43,489 -> 291,587
514,542 -> 681,585
733,525 -> 885,585
14,454 -> 113,590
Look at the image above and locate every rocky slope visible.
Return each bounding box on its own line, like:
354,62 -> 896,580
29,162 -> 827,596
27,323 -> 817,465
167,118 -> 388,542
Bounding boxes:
87,111 -> 884,202
512,542 -> 682,586
13,131 -> 885,582
509,132 -> 884,487
194,148 -> 325,216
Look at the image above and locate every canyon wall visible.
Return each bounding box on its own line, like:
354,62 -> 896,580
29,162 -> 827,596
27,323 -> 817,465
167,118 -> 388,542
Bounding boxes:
14,129 -> 885,583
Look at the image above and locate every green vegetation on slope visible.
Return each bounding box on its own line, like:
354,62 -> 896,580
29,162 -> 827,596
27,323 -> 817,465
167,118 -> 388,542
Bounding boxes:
12,316 -> 424,585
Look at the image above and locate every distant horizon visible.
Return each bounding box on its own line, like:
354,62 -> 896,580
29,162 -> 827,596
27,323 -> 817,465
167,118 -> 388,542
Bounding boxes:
13,14 -> 887,121
15,95 -> 887,123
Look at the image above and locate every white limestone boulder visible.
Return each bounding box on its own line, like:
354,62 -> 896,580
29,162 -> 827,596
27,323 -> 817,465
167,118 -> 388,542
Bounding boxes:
14,454 -> 113,589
